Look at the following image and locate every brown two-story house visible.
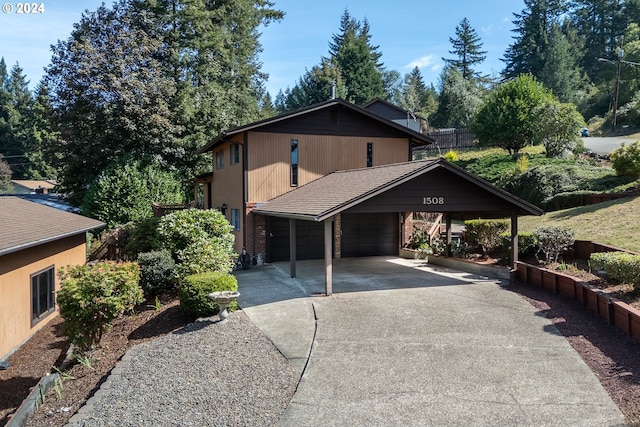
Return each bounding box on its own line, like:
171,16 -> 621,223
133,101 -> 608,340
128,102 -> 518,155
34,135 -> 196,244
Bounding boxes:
196,98 -> 436,263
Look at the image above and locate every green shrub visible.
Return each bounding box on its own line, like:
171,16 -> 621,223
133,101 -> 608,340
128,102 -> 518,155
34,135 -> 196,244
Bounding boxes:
57,262 -> 143,351
611,141 -> 640,179
158,209 -> 236,277
464,219 -> 510,254
534,226 -> 575,263
81,159 -> 185,227
449,240 -> 470,258
589,251 -> 640,290
443,150 -> 458,162
138,250 -> 177,296
502,163 -> 632,208
125,216 -> 162,259
500,232 -> 537,256
179,272 -> 238,317
175,236 -> 237,277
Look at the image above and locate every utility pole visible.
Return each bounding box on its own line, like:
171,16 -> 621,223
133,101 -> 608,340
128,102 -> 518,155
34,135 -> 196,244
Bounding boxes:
598,35 -> 640,130
612,36 -> 623,129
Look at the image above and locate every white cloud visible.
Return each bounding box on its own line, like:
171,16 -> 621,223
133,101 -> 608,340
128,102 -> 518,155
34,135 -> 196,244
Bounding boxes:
405,54 -> 441,72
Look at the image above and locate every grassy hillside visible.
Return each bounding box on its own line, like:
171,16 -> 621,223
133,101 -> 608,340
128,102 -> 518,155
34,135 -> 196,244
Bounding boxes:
518,196 -> 640,252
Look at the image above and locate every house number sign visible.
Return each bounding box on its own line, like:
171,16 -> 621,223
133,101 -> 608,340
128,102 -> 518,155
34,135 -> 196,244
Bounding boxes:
423,196 -> 445,205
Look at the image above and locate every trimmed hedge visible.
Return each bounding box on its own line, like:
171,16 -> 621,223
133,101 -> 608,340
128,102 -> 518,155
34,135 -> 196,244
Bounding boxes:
464,219 -> 509,254
589,251 -> 640,290
500,232 -> 537,256
179,271 -> 238,317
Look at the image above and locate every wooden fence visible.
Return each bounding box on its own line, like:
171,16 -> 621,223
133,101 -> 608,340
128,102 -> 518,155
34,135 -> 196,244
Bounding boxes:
422,128 -> 476,153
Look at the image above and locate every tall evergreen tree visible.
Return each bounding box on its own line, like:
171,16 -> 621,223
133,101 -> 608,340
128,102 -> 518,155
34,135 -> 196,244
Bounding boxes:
502,0 -> 567,79
0,63 -> 34,179
280,59 -> 347,112
571,0 -> 628,84
25,82 -> 59,179
431,66 -> 484,128
46,1 -> 182,205
442,18 -> 487,81
539,22 -> 584,103
46,0 -> 283,205
327,9 -> 385,104
399,67 -> 437,119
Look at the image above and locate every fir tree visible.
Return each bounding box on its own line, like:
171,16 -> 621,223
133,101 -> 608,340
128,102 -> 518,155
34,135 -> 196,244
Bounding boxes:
442,18 -> 487,81
327,9 -> 385,104
502,0 -> 566,79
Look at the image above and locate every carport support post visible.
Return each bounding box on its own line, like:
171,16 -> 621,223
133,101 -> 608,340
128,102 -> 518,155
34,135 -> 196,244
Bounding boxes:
511,212 -> 518,268
324,218 -> 333,296
289,218 -> 296,278
445,215 -> 452,257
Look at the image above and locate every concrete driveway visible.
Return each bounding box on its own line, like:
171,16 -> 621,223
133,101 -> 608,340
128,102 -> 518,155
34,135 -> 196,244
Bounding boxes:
236,257 -> 625,426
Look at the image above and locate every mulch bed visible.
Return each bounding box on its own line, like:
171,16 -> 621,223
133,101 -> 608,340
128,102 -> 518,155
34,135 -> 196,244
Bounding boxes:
508,281 -> 640,426
0,291 -> 194,427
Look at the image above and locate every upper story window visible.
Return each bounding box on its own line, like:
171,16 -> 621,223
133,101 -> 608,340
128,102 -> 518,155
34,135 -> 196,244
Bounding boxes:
367,142 -> 373,167
32,266 -> 55,326
291,139 -> 299,186
230,143 -> 240,165
215,150 -> 224,170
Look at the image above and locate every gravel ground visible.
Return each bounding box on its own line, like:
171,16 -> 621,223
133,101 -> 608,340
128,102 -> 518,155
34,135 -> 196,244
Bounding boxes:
65,311 -> 298,427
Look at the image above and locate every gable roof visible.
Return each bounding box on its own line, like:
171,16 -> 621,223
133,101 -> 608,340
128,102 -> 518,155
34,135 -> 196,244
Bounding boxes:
363,98 -> 426,121
197,98 -> 435,154
252,158 -> 544,222
10,179 -> 57,191
0,196 -> 105,256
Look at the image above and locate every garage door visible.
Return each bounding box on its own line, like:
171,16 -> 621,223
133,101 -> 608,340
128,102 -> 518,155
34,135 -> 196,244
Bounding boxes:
341,213 -> 398,257
267,217 -> 327,262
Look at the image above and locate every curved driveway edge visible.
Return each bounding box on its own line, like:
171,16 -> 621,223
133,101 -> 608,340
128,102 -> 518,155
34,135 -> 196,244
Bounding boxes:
237,257 -> 626,427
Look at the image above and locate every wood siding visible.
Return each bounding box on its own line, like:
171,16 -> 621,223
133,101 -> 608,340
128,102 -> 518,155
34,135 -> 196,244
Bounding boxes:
0,234 -> 87,359
247,131 -> 410,203
211,137 -> 245,252
345,167 -> 515,217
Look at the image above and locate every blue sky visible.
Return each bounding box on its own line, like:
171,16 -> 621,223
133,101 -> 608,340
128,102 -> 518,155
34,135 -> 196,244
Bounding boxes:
0,0 -> 524,96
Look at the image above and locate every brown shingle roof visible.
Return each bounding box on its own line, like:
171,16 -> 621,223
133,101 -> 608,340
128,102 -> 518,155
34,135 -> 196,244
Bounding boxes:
252,158 -> 544,221
0,197 -> 105,256
197,98 -> 435,154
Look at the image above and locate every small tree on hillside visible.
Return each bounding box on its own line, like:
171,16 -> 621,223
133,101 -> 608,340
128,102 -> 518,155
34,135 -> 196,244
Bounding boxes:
535,100 -> 584,157
472,74 -> 553,154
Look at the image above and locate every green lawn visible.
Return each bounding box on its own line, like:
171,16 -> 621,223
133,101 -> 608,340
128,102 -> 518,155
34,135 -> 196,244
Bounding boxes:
518,195 -> 640,252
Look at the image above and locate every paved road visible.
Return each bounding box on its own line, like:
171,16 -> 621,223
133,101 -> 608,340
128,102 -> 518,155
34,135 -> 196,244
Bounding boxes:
582,136 -> 638,155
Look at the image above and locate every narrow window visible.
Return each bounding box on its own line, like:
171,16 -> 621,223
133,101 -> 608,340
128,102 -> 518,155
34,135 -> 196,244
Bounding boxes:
291,139 -> 299,186
215,150 -> 224,170
230,143 -> 240,165
231,208 -> 241,231
32,266 -> 55,325
367,142 -> 373,167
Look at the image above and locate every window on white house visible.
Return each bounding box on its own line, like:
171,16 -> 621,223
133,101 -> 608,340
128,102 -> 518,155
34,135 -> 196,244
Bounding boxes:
230,143 -> 240,165
215,150 -> 224,170
32,266 -> 55,325
231,208 -> 241,231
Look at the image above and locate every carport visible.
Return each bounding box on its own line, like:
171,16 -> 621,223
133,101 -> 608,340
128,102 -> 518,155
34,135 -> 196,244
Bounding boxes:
253,158 -> 543,295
